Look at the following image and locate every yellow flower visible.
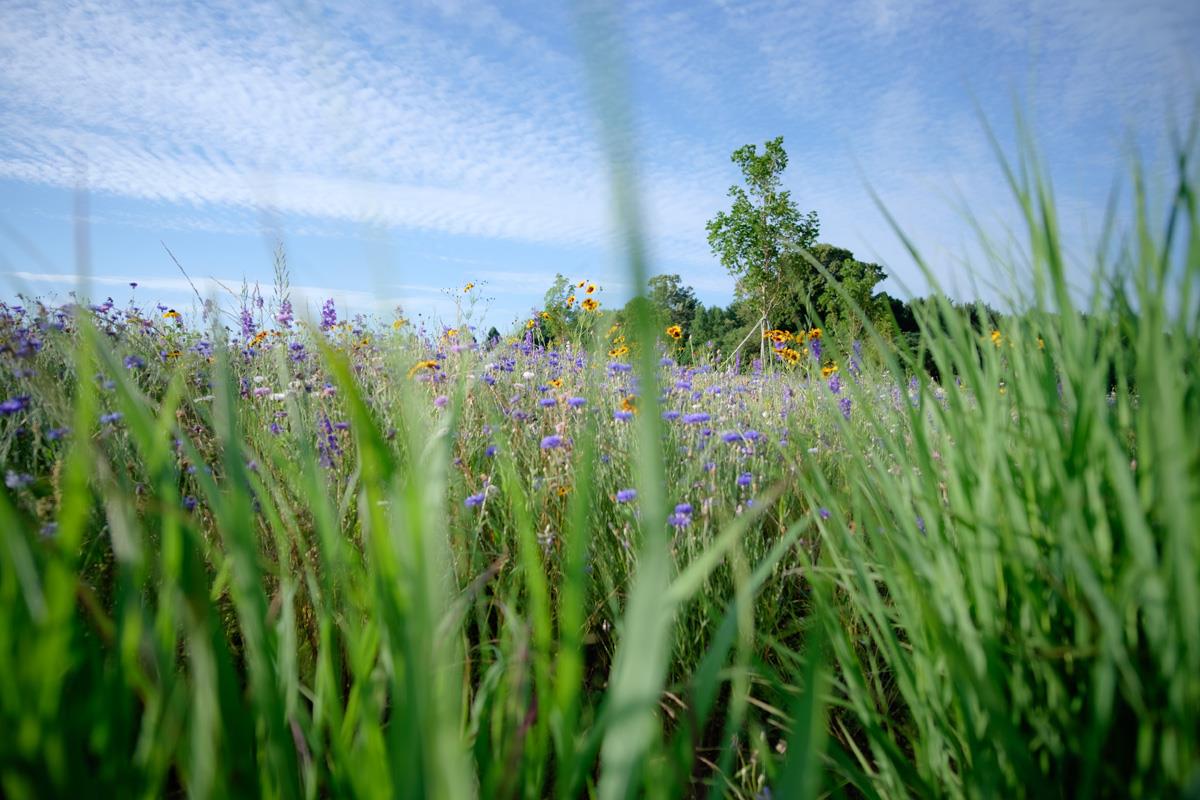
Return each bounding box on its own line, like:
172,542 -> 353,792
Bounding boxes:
165,349 -> 182,360
807,327 -> 822,341
163,309 -> 180,320
526,319 -> 536,330
566,295 -> 575,305
613,334 -> 625,345
557,485 -> 570,497
407,359 -> 440,378
665,324 -> 683,340
586,283 -> 597,295
1037,336 -> 1045,350
609,345 -> 629,357
578,280 -> 586,288
540,311 -> 552,320
548,378 -> 563,388
990,330 -> 1002,347
620,395 -> 637,413
821,362 -> 838,378
581,298 -> 599,312
777,347 -> 800,364
393,318 -> 407,329
463,282 -> 474,292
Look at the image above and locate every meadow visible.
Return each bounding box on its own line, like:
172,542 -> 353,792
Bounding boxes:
1,142 -> 1198,799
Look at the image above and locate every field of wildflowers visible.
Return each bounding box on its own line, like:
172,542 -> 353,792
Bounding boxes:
1,143 -> 1198,798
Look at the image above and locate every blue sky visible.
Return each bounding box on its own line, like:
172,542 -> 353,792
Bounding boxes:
1,0 -> 1196,330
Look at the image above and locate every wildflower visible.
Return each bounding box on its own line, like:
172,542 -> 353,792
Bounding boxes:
464,282 -> 475,292
777,347 -> 800,364
540,311 -> 552,320
675,502 -> 693,515
682,412 -> 710,424
567,396 -> 586,408
662,410 -> 680,421
275,299 -> 294,327
822,362 -> 839,379
548,378 -> 563,389
269,422 -> 283,435
485,445 -> 497,457
810,339 -> 822,361
434,395 -> 449,408
1037,336 -> 1045,350
839,396 -> 852,420
807,327 -> 822,340
407,359 -> 439,378
162,309 -> 180,320
616,488 -> 637,503
539,397 -> 557,407
614,410 -> 633,421
586,283 -> 596,295
581,298 -> 599,312
578,280 -> 586,288
99,412 -> 123,425
320,298 -> 338,330
5,471 -> 33,489
526,319 -> 536,330
818,507 -> 831,520
737,472 -> 752,487
990,330 -> 1002,347
665,324 -> 682,340
566,295 -> 575,305
123,354 -> 145,370
619,395 -> 637,414
609,345 -> 629,357
721,431 -> 742,443
47,427 -> 70,440
465,492 -> 485,507
540,434 -> 564,449
183,496 -> 198,512
0,396 -> 30,415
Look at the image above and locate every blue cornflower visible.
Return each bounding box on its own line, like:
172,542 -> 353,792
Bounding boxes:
0,396 -> 30,415
183,496 -> 198,512
485,445 -> 497,457
737,472 -> 752,487
47,427 -> 70,441
682,412 -> 709,424
839,396 -> 852,420
465,492 -> 486,508
662,410 -> 680,421
616,488 -> 637,503
818,507 -> 831,520
539,397 -> 557,407
721,431 -> 742,443
567,396 -> 586,408
614,410 -> 633,421
5,471 -> 33,489
540,434 -> 564,450
99,412 -> 123,425
124,354 -> 145,370
668,512 -> 691,528
674,502 -> 693,515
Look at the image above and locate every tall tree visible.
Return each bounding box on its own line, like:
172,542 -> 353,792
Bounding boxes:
646,274 -> 699,336
706,136 -> 819,362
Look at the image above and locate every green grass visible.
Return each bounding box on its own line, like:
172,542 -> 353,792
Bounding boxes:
1,128 -> 1198,799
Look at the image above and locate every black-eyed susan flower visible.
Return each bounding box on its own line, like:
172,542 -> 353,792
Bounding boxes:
665,324 -> 683,340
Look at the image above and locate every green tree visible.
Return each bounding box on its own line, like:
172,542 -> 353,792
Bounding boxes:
782,243 -> 888,338
706,136 -> 819,362
646,274 -> 699,337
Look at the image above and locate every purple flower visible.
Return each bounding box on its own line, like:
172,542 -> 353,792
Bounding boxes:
99,412 -> 123,425
540,434 -> 564,450
268,422 -> 283,435
662,410 -> 680,421
839,396 -> 852,420
320,298 -> 338,331
668,512 -> 691,528
485,445 -> 497,457
614,410 -> 633,421
183,496 -> 198,512
682,412 -> 710,424
5,471 -> 33,489
434,395 -> 449,408
0,396 -> 30,415
275,299 -> 294,327
124,354 -> 145,370
916,515 -> 926,534
616,488 -> 637,503
465,492 -> 486,508
828,374 -> 841,394
567,396 -> 586,408
810,339 -> 821,361
539,397 -> 557,408
744,430 -> 761,441
674,502 -> 693,515
47,427 -> 70,441
721,431 -> 742,443
240,306 -> 257,338
818,507 -> 831,520
737,472 -> 752,487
